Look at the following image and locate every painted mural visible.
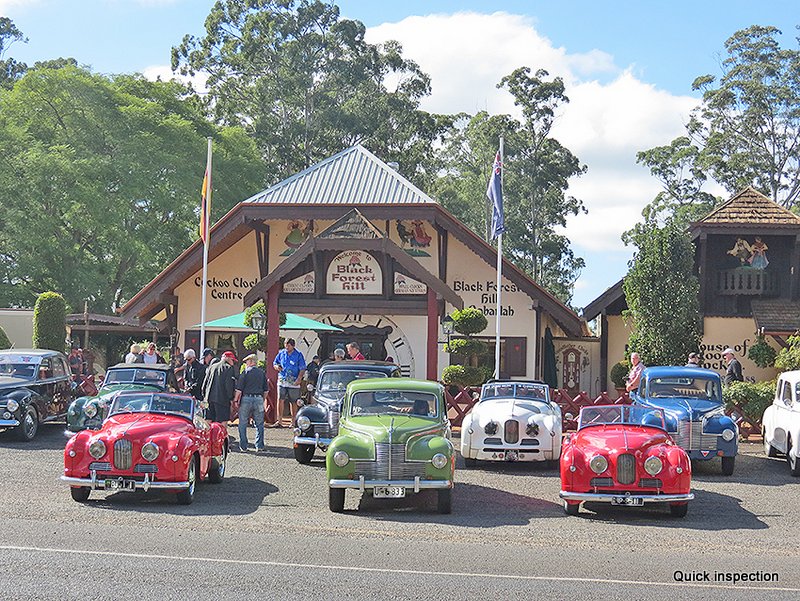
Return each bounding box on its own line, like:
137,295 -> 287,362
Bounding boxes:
726,237 -> 769,269
395,219 -> 432,257
281,220 -> 314,256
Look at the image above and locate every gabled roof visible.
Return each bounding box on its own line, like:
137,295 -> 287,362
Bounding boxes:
691,186 -> 800,233
317,208 -> 384,239
583,279 -> 626,319
243,145 -> 437,205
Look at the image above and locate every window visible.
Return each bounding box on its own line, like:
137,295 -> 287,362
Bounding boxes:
782,380 -> 793,406
52,359 -> 67,378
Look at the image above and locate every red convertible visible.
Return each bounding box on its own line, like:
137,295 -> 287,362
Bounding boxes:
62,392 -> 229,504
560,405 -> 693,517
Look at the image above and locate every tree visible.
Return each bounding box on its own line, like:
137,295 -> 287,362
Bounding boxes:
0,325 -> 11,349
0,64 -> 265,311
623,220 -> 701,366
0,18 -> 27,89
442,308 -> 489,386
32,292 -> 66,352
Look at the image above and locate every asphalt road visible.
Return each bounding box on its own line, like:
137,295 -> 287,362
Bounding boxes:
0,424 -> 798,601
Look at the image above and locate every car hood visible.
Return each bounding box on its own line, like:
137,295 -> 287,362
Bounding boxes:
315,390 -> 345,406
0,377 -> 32,394
637,397 -> 723,422
100,413 -> 193,439
343,414 -> 443,443
573,424 -> 672,453
472,399 -> 555,422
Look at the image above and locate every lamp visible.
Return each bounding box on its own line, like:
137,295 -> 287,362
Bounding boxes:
441,314 -> 455,346
251,311 -> 266,333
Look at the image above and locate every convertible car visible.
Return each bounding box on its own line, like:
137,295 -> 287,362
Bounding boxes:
66,363 -> 179,432
62,392 -> 228,504
293,360 -> 400,463
460,379 -> 562,466
560,405 -> 693,517
762,370 -> 800,475
630,367 -> 737,475
326,378 -> 455,514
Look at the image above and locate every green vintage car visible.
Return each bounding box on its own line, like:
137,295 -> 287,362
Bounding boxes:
326,378 -> 455,514
66,364 -> 178,431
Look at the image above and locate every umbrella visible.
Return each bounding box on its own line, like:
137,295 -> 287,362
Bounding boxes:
193,311 -> 342,332
543,326 -> 558,389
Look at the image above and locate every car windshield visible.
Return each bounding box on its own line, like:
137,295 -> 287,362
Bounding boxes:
0,355 -> 40,379
104,368 -> 167,388
578,405 -> 666,430
109,393 -> 193,419
318,370 -> 387,393
350,390 -> 438,418
647,376 -> 721,401
481,382 -> 549,402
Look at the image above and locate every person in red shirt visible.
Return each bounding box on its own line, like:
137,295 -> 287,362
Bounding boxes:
346,342 -> 365,361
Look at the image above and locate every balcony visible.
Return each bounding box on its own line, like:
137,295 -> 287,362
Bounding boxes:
715,267 -> 778,296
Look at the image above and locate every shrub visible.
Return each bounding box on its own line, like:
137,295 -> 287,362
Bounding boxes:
610,359 -> 630,389
748,335 -> 777,368
0,325 -> 11,350
243,301 -> 286,330
722,380 -> 775,427
451,307 -> 488,336
444,338 -> 486,357
441,364 -> 491,387
775,335 -> 800,372
32,292 -> 67,351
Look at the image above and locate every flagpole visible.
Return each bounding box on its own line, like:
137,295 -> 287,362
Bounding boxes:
199,137 -> 212,353
494,136 -> 504,379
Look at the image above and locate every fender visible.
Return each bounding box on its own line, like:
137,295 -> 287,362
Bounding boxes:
209,422 -> 228,456
460,413 -> 474,457
296,404 -> 327,423
703,413 -> 736,434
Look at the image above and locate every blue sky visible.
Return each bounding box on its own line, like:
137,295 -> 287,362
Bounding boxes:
2,0 -> 798,309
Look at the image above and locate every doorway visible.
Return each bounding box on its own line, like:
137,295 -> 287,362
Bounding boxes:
321,326 -> 393,361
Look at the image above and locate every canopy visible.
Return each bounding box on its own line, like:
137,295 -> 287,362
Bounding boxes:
192,311 -> 341,332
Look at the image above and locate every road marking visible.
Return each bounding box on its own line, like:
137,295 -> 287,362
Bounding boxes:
0,544 -> 797,592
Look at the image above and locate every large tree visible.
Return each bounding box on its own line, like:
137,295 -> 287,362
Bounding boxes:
0,17 -> 27,89
0,64 -> 264,311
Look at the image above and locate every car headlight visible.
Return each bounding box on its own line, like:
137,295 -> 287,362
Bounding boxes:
644,456 -> 663,476
5,399 -> 18,413
84,403 -> 98,418
484,421 -> 498,435
297,416 -> 311,431
333,451 -> 349,467
88,440 -> 106,459
721,428 -> 735,442
141,441 -> 160,462
589,455 -> 608,474
431,453 -> 448,469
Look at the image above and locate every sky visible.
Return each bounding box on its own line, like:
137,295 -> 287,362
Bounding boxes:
2,0 -> 798,310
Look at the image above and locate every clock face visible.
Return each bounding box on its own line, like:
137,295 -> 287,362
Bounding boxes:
295,314 -> 415,377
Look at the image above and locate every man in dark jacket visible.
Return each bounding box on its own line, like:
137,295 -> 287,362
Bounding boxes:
182,349 -> 206,402
722,347 -> 743,385
203,351 -> 237,423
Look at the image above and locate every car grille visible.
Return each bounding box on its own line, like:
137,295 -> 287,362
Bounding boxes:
520,438 -> 539,446
504,420 -> 520,444
671,420 -> 719,451
591,477 -> 614,487
329,410 -> 341,438
483,437 -> 502,445
134,464 -> 158,473
113,439 -> 133,470
639,478 -> 663,488
89,462 -> 112,472
616,453 -> 635,485
352,443 -> 428,481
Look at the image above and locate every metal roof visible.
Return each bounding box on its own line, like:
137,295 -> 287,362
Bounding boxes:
243,145 -> 437,205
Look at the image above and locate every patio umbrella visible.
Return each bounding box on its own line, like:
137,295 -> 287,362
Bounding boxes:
543,326 -> 558,389
193,311 -> 342,331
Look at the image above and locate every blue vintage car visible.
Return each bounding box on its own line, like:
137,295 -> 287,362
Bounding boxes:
630,366 -> 737,475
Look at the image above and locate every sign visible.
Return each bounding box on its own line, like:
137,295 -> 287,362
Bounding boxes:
326,251 -> 382,294
394,272 -> 426,295
452,279 -> 518,316
283,272 -> 315,294
194,276 -> 259,300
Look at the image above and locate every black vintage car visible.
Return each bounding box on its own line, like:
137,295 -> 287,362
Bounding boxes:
292,360 -> 401,463
0,349 -> 74,441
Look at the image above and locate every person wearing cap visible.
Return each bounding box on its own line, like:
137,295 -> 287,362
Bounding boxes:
203,350 -> 237,424
685,352 -> 700,367
234,353 -> 268,452
183,348 -> 206,402
202,347 -> 216,366
272,338 -> 306,427
722,347 -> 743,385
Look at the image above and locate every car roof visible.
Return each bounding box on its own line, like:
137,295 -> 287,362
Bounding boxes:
348,378 -> 442,393
319,361 -> 399,373
485,379 -> 547,386
779,370 -> 800,384
108,363 -> 172,371
642,366 -> 721,380
0,349 -> 65,358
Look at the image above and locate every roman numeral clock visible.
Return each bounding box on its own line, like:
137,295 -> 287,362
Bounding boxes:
296,315 -> 414,377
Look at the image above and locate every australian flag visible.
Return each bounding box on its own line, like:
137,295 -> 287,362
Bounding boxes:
487,151 -> 505,239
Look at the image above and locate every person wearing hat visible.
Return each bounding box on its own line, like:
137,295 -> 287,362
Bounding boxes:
722,347 -> 743,385
203,350 -> 237,424
202,347 -> 216,366
183,348 -> 206,402
234,353 -> 268,452
685,352 -> 700,367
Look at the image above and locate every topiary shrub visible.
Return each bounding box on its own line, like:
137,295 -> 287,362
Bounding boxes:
722,380 -> 775,428
748,334 -> 777,368
441,365 -> 491,387
610,359 -> 630,389
775,334 -> 800,372
243,301 -> 286,330
33,291 -> 67,351
451,307 -> 488,336
0,325 -> 11,350
442,308 -> 489,387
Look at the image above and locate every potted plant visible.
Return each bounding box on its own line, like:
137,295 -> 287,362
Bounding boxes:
610,359 -> 630,394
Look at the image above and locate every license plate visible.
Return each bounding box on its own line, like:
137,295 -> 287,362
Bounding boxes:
611,496 -> 643,506
105,478 -> 134,491
373,486 -> 405,498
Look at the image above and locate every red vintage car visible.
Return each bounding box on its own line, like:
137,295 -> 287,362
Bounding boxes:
560,405 -> 693,517
62,392 -> 228,504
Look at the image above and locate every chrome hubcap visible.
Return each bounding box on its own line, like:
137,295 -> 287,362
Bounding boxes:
218,449 -> 226,476
187,462 -> 196,495
24,410 -> 36,437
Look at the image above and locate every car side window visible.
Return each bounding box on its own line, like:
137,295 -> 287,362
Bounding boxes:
783,380 -> 793,406
52,358 -> 67,378
39,358 -> 53,380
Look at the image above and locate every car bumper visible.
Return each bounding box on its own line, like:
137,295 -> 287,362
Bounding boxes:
0,419 -> 20,428
61,471 -> 189,492
688,449 -> 734,460
559,491 -> 694,503
329,476 -> 452,492
469,448 -> 556,462
293,432 -> 333,447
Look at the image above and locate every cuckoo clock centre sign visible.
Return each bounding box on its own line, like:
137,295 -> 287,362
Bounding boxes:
326,250 -> 382,294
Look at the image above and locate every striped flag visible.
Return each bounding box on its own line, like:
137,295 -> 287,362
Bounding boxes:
487,151 -> 504,239
200,166 -> 211,243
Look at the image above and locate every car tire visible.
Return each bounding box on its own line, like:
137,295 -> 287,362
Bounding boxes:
176,457 -> 197,505
721,455 -> 735,476
329,487 -> 345,513
70,486 -> 90,502
208,444 -> 227,484
763,430 -> 779,457
669,503 -> 689,518
294,444 -> 315,464
463,456 -> 477,468
437,488 -> 452,514
14,405 -> 38,442
564,500 -> 580,516
788,438 -> 800,477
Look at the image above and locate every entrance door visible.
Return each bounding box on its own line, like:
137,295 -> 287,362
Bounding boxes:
323,331 -> 388,361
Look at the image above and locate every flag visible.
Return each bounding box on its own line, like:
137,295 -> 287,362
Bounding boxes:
487,151 -> 504,239
199,166 -> 211,243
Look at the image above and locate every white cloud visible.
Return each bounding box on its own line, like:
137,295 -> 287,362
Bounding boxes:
141,64 -> 208,93
0,0 -> 39,12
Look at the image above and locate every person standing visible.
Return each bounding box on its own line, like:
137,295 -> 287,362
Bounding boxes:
685,352 -> 700,367
234,353 -> 268,452
171,346 -> 186,389
722,347 -> 743,385
346,342 -> 365,361
333,348 -> 346,362
142,342 -> 164,364
68,348 -> 84,378
183,349 -> 206,403
203,351 -> 237,424
273,338 -> 306,427
124,344 -> 142,363
306,355 -> 321,386
625,352 -> 643,393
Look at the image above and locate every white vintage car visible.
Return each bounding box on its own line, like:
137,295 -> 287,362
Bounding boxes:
762,370 -> 800,475
460,380 -> 562,466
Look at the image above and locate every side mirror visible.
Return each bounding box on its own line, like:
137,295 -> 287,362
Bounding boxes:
565,412 -> 574,422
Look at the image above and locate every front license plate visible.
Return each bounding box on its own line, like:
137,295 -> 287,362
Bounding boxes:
105,478 -> 135,491
611,496 -> 643,506
373,486 -> 405,498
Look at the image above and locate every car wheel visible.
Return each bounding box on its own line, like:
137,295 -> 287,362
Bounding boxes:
70,486 -> 90,503
721,455 -> 735,476
763,430 -> 779,457
329,487 -> 345,513
788,438 -> 800,477
437,488 -> 452,514
669,502 -> 689,518
563,500 -> 580,516
14,405 -> 38,441
208,444 -> 227,484
176,457 -> 197,505
463,456 -> 477,468
294,444 -> 315,464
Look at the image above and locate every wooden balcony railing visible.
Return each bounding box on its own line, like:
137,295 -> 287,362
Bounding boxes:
716,267 -> 778,296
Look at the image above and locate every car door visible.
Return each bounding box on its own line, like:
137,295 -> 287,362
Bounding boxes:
192,409 -> 212,476
773,378 -> 792,453
50,357 -> 71,417
34,358 -> 57,420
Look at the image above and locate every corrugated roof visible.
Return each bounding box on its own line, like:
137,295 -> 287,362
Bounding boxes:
243,145 -> 437,205
696,186 -> 800,227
